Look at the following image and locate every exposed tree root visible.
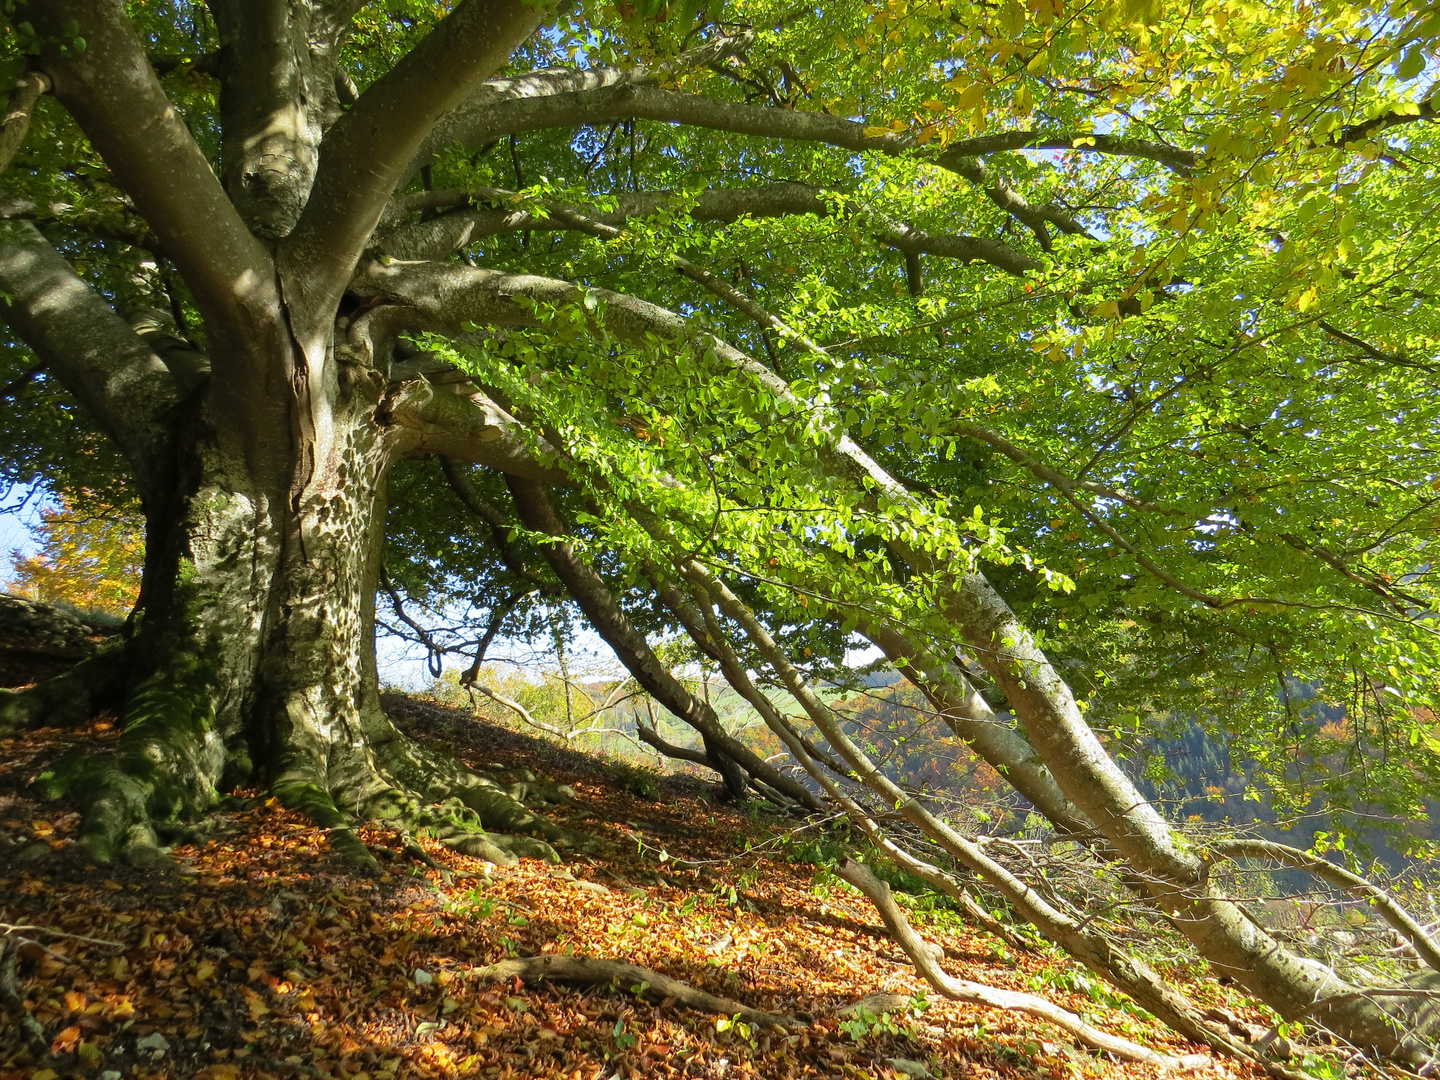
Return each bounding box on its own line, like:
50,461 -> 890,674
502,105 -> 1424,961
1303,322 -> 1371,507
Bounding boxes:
0,642 -> 128,734
32,655 -> 225,865
468,954 -> 791,1030
837,860 -> 1211,1071
26,663 -> 592,869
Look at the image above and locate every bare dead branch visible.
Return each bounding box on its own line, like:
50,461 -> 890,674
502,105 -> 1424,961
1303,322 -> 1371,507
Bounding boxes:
836,859 -> 1211,1070
468,954 -> 790,1029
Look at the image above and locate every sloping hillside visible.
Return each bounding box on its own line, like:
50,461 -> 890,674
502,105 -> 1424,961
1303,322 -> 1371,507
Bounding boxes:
0,693 -> 1256,1080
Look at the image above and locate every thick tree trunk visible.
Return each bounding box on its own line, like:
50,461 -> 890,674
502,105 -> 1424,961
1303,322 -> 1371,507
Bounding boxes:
29,361 -> 576,868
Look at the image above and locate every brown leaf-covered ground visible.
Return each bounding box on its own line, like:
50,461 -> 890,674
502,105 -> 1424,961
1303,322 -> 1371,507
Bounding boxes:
0,694 -> 1260,1080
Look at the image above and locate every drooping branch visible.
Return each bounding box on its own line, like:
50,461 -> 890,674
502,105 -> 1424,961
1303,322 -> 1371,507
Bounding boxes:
353,256 -> 1425,1051
503,475 -> 821,809
282,0 -> 549,336
438,455 -> 551,589
0,219 -> 179,490
666,556 -> 1245,1057
1212,839 -> 1440,974
647,569 -> 851,782
836,859 -> 1211,1071
857,621 -> 1093,837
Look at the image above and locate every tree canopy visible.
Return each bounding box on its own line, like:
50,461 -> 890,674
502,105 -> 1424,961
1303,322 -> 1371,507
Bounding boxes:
2,0 -> 1439,1065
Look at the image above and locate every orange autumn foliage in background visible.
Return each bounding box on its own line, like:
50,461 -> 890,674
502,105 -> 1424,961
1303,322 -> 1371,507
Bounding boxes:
6,496 -> 144,618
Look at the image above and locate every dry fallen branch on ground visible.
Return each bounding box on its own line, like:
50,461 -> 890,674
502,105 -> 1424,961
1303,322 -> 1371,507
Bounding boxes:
837,859 -> 1212,1072
467,954 -> 791,1030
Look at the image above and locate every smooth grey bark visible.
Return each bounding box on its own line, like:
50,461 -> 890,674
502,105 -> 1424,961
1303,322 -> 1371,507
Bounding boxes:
666,560 -> 1249,1058
210,0 -> 340,237
418,83 -> 1199,177
857,620 -> 1092,838
377,181 -> 1040,275
11,0 -> 1428,1061
281,0 -> 549,339
11,2 -> 591,870
33,0 -> 281,357
0,219 -> 179,492
648,572 -> 851,782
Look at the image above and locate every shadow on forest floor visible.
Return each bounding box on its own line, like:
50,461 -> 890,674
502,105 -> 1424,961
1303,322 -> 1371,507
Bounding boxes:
0,693 -> 1244,1080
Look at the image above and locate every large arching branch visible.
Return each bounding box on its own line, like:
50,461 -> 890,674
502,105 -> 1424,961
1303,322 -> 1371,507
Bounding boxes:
423,83 -> 1200,174
379,182 -> 1041,275
351,257 -> 1401,1044
32,0 -> 278,353
390,375 -> 572,485
0,219 -> 179,493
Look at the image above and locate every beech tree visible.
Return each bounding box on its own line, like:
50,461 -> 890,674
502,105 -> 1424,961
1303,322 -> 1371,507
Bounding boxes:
1,0 -> 1438,1065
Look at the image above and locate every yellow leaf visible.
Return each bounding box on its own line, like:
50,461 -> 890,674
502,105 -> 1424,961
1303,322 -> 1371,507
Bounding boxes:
922,98 -> 946,112
862,125 -> 890,137
998,0 -> 1026,35
244,987 -> 270,1020
1092,300 -> 1120,319
957,83 -> 987,110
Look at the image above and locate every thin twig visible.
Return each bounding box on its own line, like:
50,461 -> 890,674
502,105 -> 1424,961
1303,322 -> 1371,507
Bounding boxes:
0,922 -> 125,949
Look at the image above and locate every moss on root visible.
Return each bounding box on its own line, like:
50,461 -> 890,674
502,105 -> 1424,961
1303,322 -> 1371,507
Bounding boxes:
32,649 -> 223,865
0,643 -> 128,734
356,783 -> 561,867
